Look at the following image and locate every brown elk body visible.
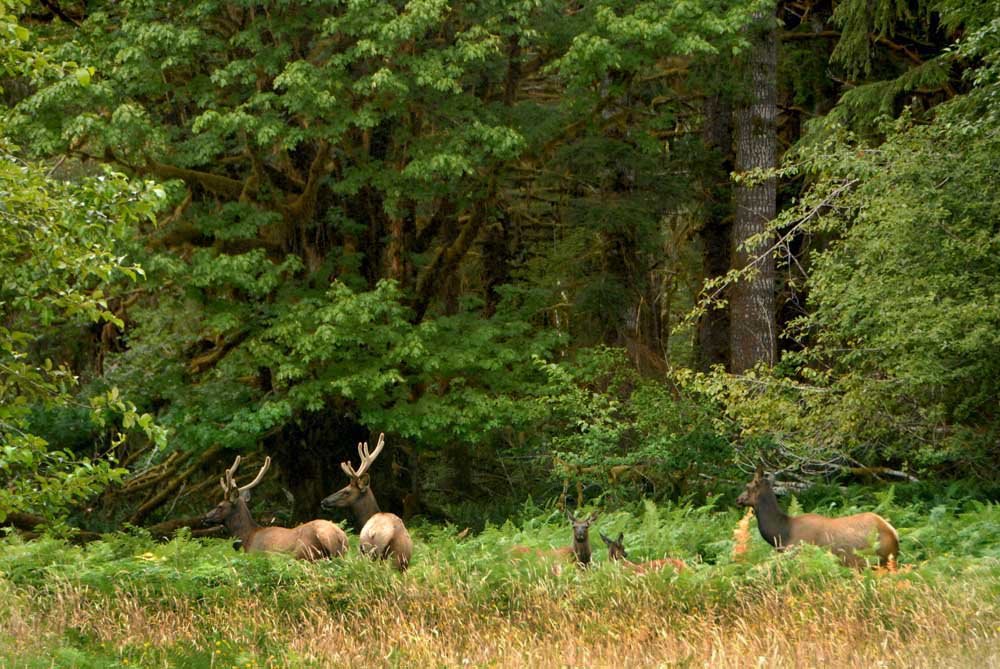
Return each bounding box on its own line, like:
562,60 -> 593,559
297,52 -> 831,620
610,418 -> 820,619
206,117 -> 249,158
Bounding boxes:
204,456 -> 348,560
736,465 -> 899,568
320,433 -> 412,571
511,510 -> 598,572
600,532 -> 686,574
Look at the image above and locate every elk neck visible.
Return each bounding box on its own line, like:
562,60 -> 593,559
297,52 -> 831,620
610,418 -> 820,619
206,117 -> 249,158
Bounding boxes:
350,487 -> 381,528
225,498 -> 261,544
573,536 -> 592,565
753,486 -> 793,549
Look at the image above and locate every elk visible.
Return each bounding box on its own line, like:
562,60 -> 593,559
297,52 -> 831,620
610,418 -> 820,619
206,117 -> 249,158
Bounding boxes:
736,464 -> 899,568
320,433 -> 412,571
511,510 -> 599,571
559,509 -> 599,567
203,455 -> 349,560
599,532 -> 686,574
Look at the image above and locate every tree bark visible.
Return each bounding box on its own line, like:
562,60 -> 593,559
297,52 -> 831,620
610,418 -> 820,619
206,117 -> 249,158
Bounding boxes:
731,7 -> 778,373
696,93 -> 733,371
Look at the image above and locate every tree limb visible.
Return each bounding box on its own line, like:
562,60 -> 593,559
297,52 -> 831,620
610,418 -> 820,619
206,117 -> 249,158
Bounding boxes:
413,190 -> 492,320
281,141 -> 331,221
144,159 -> 245,200
1,512 -> 102,544
129,443 -> 224,525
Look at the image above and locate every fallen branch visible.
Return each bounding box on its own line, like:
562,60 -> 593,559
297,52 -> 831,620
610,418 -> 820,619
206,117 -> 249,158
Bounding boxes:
145,515 -> 218,541
1,512 -> 103,544
121,451 -> 185,495
845,466 -> 919,483
129,444 -> 224,525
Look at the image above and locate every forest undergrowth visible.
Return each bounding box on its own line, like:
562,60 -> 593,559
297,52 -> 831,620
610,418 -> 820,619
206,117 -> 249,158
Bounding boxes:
1,493 -> 998,668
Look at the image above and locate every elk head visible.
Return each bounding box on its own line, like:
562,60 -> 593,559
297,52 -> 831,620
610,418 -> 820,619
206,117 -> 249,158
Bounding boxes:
203,455 -> 271,525
736,462 -> 769,508
567,510 -> 599,543
599,531 -> 627,560
320,433 -> 385,511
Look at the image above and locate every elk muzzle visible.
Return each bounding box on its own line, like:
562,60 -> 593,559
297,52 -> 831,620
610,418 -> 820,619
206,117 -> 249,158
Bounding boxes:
320,488 -> 351,510
203,501 -> 230,525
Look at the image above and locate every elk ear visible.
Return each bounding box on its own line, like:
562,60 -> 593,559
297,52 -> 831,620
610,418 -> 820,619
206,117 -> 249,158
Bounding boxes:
616,532 -> 624,544
599,532 -> 613,546
357,473 -> 371,491
565,509 -> 576,523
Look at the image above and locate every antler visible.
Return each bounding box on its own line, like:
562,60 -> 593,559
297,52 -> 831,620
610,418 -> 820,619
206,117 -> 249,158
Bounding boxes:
239,456 -> 271,493
220,455 -> 242,495
567,509 -> 600,524
340,433 -> 385,480
219,455 -> 271,496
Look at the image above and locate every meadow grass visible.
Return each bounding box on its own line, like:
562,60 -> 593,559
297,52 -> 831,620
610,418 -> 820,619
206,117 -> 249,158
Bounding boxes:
1,496 -> 998,668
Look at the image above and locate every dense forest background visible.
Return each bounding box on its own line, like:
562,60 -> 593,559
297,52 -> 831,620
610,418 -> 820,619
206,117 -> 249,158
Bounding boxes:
2,0 -> 998,535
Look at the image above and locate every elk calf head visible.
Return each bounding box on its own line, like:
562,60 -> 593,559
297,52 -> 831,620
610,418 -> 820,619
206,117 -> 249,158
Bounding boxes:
600,531 -> 627,560
600,530 -> 686,574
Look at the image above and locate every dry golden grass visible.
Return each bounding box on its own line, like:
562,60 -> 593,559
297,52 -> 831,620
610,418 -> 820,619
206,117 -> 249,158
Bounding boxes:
2,569 -> 998,668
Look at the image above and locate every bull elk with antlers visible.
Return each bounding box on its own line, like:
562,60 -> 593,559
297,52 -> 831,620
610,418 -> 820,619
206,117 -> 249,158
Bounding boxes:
204,455 -> 349,560
736,464 -> 899,569
320,433 -> 412,571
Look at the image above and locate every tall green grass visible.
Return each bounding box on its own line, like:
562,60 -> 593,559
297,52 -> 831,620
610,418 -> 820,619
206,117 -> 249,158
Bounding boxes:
1,493 -> 998,667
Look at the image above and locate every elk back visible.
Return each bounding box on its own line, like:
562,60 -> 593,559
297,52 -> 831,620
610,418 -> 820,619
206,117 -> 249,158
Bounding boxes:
360,512 -> 411,571
790,512 -> 898,565
248,520 -> 348,560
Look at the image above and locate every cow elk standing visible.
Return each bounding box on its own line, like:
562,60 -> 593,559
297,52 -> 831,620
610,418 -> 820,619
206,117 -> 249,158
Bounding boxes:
736,464 -> 899,568
599,532 -> 686,574
320,433 -> 412,571
204,455 -> 349,560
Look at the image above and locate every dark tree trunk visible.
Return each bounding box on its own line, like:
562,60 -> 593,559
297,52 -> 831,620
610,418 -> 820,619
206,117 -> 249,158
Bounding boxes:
267,412 -> 368,524
481,215 -> 511,317
730,7 -> 778,373
696,93 -> 734,371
